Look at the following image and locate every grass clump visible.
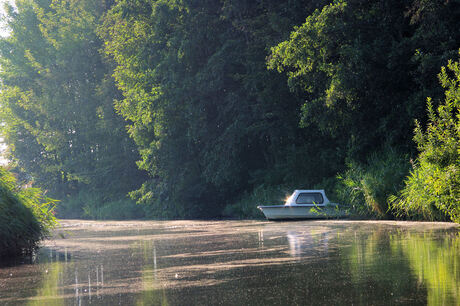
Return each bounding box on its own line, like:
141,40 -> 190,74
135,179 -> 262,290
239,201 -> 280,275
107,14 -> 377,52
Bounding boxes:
337,147 -> 410,218
0,167 -> 56,258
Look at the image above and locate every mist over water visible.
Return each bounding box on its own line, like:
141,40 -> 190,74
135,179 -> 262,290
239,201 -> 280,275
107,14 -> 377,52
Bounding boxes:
0,220 -> 458,305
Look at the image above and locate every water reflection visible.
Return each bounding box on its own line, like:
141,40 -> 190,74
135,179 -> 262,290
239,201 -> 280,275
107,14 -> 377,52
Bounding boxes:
286,229 -> 329,258
25,248 -> 66,306
137,240 -> 169,306
391,231 -> 460,305
0,220 -> 458,305
27,261 -> 63,306
337,225 -> 459,305
19,248 -> 111,305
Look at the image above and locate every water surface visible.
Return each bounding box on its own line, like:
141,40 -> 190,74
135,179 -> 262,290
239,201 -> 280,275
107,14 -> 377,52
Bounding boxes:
0,220 -> 458,305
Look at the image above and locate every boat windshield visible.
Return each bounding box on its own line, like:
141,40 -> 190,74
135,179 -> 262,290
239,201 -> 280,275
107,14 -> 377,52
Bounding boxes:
295,192 -> 324,204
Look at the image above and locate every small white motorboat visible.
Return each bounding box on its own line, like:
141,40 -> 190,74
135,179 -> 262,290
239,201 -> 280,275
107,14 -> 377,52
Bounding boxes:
257,190 -> 346,220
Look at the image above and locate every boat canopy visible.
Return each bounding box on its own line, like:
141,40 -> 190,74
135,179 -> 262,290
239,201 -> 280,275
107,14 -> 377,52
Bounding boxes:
285,190 -> 329,206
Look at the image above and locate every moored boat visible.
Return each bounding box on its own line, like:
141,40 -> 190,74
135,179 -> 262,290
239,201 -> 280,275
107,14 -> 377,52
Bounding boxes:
257,190 -> 346,220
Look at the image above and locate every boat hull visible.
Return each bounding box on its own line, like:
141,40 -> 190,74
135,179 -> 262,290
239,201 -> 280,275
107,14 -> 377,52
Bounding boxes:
257,205 -> 347,220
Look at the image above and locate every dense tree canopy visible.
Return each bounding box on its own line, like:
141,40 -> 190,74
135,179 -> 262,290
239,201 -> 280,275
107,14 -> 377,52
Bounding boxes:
0,0 -> 145,217
101,0 -> 335,218
268,0 -> 460,161
0,0 -> 458,221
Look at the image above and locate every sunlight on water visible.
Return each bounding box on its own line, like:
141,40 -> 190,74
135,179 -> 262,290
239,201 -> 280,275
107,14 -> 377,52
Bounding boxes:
0,220 -> 458,305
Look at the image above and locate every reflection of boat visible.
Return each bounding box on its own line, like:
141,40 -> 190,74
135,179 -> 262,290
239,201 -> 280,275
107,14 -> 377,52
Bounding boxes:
257,190 -> 346,220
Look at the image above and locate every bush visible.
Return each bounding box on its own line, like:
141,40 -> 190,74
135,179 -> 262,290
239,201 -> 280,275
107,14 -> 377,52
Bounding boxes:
391,55 -> 460,223
55,191 -> 86,219
83,198 -> 146,220
0,167 -> 56,258
223,185 -> 292,219
57,190 -> 145,220
337,147 -> 410,218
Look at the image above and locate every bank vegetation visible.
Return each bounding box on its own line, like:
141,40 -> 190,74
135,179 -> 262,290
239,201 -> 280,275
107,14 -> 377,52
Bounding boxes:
0,0 -> 458,222
0,167 -> 56,258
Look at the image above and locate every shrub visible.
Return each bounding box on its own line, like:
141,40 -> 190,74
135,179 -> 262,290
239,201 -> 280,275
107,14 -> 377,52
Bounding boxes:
55,191 -> 87,219
0,167 -> 56,258
83,198 -> 145,220
391,54 -> 460,223
223,185 -> 291,219
337,147 -> 410,218
57,190 -> 145,220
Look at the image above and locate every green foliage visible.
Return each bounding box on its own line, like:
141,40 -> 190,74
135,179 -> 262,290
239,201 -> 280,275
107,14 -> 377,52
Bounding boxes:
1,0 -> 459,221
59,190 -> 145,220
223,185 -> 290,219
268,0 -> 412,160
57,190 -> 146,220
88,198 -> 145,220
54,191 -> 85,219
0,0 -> 146,218
0,166 -> 56,258
337,147 -> 410,218
391,55 -> 460,222
101,0 -> 335,218
266,0 -> 459,221
268,0 -> 460,162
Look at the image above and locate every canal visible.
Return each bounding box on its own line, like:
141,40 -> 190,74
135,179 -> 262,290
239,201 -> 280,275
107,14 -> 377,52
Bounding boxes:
0,220 -> 458,305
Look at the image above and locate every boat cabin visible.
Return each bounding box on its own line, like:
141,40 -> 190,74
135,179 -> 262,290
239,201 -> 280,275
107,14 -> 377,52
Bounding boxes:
284,190 -> 330,206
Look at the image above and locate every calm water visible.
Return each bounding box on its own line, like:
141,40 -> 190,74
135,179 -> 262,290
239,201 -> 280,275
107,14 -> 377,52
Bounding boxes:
0,220 -> 458,305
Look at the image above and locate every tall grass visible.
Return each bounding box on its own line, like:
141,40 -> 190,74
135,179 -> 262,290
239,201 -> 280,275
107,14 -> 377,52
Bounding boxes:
0,167 -> 56,258
336,147 -> 410,218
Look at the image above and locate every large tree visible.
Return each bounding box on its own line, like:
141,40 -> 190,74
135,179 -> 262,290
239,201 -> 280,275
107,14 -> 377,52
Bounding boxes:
268,0 -> 460,218
0,0 -> 145,216
102,0 -> 332,218
268,0 -> 460,161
